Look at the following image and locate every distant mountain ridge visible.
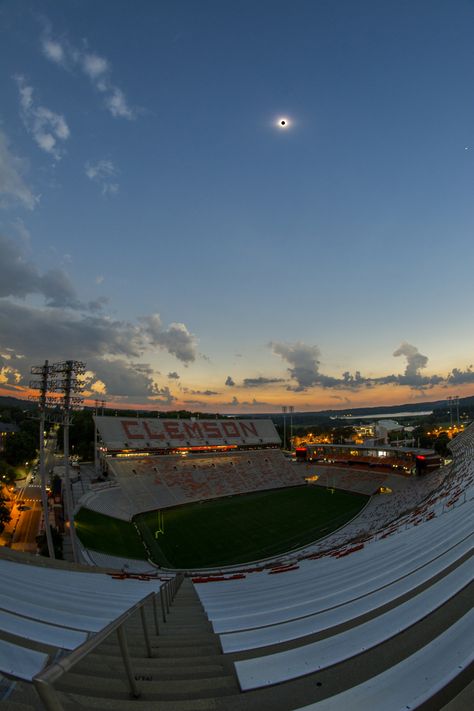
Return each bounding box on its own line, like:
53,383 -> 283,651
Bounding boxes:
1,393 -> 473,418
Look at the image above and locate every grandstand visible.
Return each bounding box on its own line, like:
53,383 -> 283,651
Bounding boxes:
83,417 -> 303,519
1,423 -> 472,709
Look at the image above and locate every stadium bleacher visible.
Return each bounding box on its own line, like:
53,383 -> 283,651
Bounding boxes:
0,424 -> 473,709
86,449 -> 304,519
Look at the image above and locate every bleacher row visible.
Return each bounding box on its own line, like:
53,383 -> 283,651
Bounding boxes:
0,553 -> 185,710
89,449 -> 304,519
192,425 -> 474,708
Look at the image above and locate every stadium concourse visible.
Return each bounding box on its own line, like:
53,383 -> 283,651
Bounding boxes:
0,423 -> 473,709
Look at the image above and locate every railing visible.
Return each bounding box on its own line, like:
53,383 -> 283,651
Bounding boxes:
156,573 -> 184,628
32,573 -> 185,711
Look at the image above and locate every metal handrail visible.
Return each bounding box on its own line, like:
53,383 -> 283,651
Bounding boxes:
157,573 -> 184,626
33,590 -> 156,710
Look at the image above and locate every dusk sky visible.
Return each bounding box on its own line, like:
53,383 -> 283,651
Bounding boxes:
1,0 -> 474,413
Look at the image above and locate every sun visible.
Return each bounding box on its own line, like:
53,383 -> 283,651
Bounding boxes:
275,116 -> 291,129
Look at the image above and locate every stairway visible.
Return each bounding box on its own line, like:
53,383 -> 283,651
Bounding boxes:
54,578 -> 240,710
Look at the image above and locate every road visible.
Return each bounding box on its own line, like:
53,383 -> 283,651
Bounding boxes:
1,433 -> 59,553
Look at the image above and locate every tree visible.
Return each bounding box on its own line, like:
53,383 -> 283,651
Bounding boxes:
0,460 -> 18,485
3,428 -> 37,467
0,490 -> 11,532
434,432 -> 450,457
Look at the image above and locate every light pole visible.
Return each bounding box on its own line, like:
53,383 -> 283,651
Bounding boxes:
289,405 -> 294,451
48,360 -> 86,564
30,360 -> 55,559
94,398 -> 107,477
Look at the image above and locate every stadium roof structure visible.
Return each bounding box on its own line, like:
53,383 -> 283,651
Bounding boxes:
94,415 -> 281,452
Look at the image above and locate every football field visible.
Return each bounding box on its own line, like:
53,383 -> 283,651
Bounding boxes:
135,486 -> 368,567
75,485 -> 368,568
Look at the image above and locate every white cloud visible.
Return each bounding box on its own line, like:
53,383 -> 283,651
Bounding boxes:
105,88 -> 134,119
140,314 -> 198,363
14,75 -> 70,160
41,33 -> 136,120
82,53 -> 109,79
85,159 -> 119,196
0,130 -> 38,210
42,39 -> 65,65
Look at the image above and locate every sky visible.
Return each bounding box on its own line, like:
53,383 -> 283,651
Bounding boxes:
1,0 -> 474,414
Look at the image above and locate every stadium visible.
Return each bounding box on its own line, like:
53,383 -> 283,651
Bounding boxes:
0,416 -> 472,710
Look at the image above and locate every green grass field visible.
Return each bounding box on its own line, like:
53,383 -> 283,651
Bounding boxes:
75,486 -> 368,568
138,486 -> 368,568
75,508 -> 148,560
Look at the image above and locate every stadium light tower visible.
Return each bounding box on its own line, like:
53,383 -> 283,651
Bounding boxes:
48,360 -> 86,563
94,398 -> 106,476
289,406 -> 294,450
30,360 -> 56,559
282,406 -> 287,450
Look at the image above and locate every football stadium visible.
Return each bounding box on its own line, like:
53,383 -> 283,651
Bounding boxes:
0,416 -> 473,710
75,416 -> 369,568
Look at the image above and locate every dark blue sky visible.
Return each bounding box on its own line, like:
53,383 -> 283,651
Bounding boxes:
1,1 -> 474,410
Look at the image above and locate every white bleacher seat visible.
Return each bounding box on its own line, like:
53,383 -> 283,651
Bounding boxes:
197,509 -> 472,629
219,530 -> 473,651
234,558 -> 473,690
296,608 -> 474,711
0,557 -> 163,692
0,639 -> 49,682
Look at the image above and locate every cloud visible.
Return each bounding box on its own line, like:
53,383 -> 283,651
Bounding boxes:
105,88 -> 135,120
140,314 -> 198,363
85,358 -> 160,399
447,366 -> 474,385
0,301 -> 152,398
0,237 -> 198,400
184,389 -> 219,396
85,159 -> 119,195
0,302 -> 143,371
271,341 -> 333,391
87,296 -> 109,313
272,339 -> 445,392
242,376 -> 286,388
220,396 -> 272,408
15,75 -> 70,160
389,342 -> 443,389
42,38 -> 65,65
393,342 -> 427,379
167,371 -> 180,379
41,33 -> 136,120
225,375 -> 235,387
149,387 -> 176,405
0,130 -> 38,210
82,53 -> 109,80
0,233 -> 79,307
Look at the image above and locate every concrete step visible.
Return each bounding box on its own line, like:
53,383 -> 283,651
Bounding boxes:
93,640 -> 221,658
76,657 -> 227,679
62,694 -> 225,710
56,672 -> 236,699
